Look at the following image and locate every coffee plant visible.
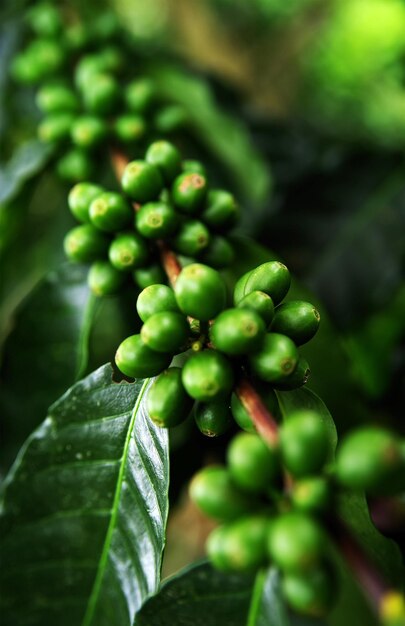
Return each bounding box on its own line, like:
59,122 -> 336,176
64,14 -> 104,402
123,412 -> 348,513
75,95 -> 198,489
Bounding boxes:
1,2 -> 404,626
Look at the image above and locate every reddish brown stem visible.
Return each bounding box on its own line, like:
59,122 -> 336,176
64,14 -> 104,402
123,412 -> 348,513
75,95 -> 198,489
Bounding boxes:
110,147 -> 129,180
235,377 -> 279,447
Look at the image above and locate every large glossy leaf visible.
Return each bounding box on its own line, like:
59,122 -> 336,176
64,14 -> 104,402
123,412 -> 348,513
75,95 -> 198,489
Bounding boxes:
0,140 -> 52,204
0,264 -> 96,473
0,364 -> 169,626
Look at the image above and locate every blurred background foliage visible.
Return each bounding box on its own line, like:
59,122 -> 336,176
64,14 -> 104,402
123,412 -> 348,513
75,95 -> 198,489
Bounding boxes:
0,0 -> 404,493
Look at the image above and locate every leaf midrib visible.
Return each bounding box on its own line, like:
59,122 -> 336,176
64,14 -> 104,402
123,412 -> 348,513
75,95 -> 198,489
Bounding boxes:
81,378 -> 150,626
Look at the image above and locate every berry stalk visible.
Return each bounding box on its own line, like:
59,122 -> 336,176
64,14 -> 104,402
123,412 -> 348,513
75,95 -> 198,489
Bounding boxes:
235,377 -> 279,447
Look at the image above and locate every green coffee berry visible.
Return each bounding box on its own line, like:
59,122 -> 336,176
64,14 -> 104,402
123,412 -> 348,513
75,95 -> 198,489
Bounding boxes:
172,172 -> 208,215
242,262 -> 291,305
267,512 -> 324,572
36,84 -> 79,114
56,149 -> 93,181
248,333 -> 298,382
280,410 -> 329,478
271,301 -> 320,345
273,356 -> 311,390
64,225 -> 109,263
154,104 -> 188,133
11,54 -> 42,84
199,236 -> 235,269
207,515 -> 270,572
38,113 -> 75,144
114,114 -> 146,144
146,140 -> 182,184
141,311 -> 189,354
121,160 -> 163,203
109,232 -> 149,271
71,116 -> 108,149
201,189 -> 239,232
147,368 -> 193,428
194,400 -> 232,437
125,78 -> 155,113
282,565 -> 336,617
231,385 -> 279,433
25,39 -> 65,79
291,477 -> 331,514
87,260 -> 126,296
82,73 -> 120,115
98,46 -> 124,73
115,334 -> 171,378
91,12 -> 121,41
26,3 -> 61,36
172,220 -> 210,256
174,263 -> 226,321
336,427 -> 404,494
211,308 -> 266,355
133,264 -> 167,289
182,160 -> 207,177
233,271 -> 251,306
227,432 -> 279,494
237,291 -> 275,327
89,192 -> 132,232
182,350 -> 234,402
68,182 -> 103,223
190,466 -> 256,521
136,284 -> 179,322
75,54 -> 108,90
136,201 -> 179,239
65,23 -> 90,51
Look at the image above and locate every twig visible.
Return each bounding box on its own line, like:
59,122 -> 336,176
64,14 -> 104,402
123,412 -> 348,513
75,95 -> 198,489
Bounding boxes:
235,377 -> 279,447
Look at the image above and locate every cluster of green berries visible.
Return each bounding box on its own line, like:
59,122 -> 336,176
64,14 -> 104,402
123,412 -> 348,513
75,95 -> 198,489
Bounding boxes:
12,3 -> 189,182
190,415 -> 405,617
64,140 -> 238,295
115,259 -> 321,436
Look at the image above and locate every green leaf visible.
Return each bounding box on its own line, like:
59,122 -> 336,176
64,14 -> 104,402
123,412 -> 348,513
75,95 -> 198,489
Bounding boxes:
0,264 -> 97,473
0,364 -> 169,626
0,140 -> 52,204
276,387 -> 338,463
135,560 -> 255,626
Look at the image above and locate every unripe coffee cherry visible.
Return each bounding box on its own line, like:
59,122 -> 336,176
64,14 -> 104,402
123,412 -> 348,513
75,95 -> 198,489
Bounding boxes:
89,192 -> 132,232
38,113 -> 75,143
36,84 -> 79,114
237,290 -> 275,326
75,54 -> 110,90
248,333 -> 298,382
273,356 -> 311,390
88,260 -> 126,296
26,3 -> 62,36
267,512 -> 324,572
136,202 -> 179,239
172,220 -> 210,257
201,189 -> 239,232
282,565 -> 336,617
125,78 -> 155,113
280,410 -> 329,478
147,368 -> 193,428
56,149 -> 93,182
182,350 -> 234,402
182,160 -> 207,177
136,284 -> 179,322
172,172 -> 208,214
114,115 -> 146,144
133,264 -> 167,289
141,311 -> 189,354
194,400 -> 232,437
71,116 -> 108,149
207,515 -> 270,572
227,432 -> 279,494
271,301 -> 320,345
211,308 -> 265,355
68,182 -> 104,223
25,39 -> 65,79
237,262 -> 291,306
231,386 -> 279,433
154,104 -> 188,133
190,466 -> 256,520
64,225 -> 109,263
291,477 -> 331,514
82,73 -> 120,114
115,334 -> 171,378
146,140 -> 182,184
174,263 -> 226,321
109,233 -> 149,271
199,236 -> 235,269
233,271 -> 251,306
336,427 -> 404,494
121,160 -> 163,203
